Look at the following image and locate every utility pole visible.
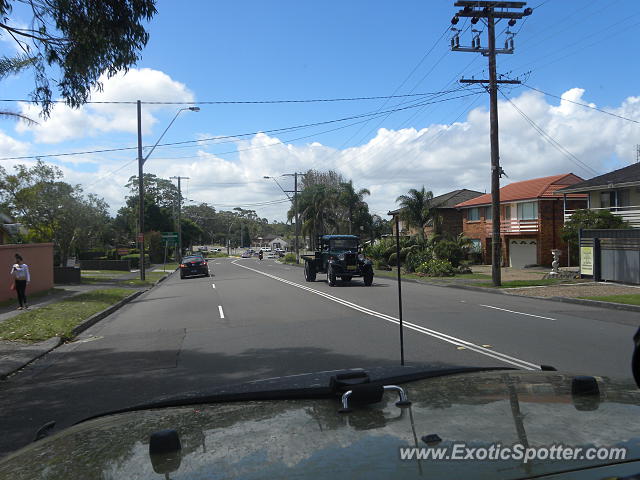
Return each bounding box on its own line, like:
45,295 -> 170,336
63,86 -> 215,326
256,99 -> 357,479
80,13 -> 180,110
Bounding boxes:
170,176 -> 189,261
137,100 -> 145,281
282,173 -> 303,263
451,1 -> 532,286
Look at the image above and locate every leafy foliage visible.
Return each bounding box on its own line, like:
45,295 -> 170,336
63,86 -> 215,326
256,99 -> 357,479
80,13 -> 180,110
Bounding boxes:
561,209 -> 630,246
416,259 -> 455,277
0,0 -> 157,116
0,160 -> 110,265
395,186 -> 439,239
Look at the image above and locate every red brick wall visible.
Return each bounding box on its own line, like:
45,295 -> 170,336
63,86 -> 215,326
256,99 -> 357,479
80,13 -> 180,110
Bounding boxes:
461,209 -> 509,265
537,198 -> 586,266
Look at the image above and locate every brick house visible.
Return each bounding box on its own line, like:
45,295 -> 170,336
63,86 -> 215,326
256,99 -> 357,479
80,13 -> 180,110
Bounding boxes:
454,174 -> 587,267
389,189 -> 484,238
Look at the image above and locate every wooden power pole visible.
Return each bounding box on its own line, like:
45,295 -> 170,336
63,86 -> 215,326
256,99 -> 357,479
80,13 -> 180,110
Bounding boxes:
450,1 -> 532,286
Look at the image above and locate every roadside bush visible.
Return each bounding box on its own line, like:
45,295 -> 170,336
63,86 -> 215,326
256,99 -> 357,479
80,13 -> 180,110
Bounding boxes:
416,259 -> 455,277
404,248 -> 433,273
282,253 -> 297,264
207,252 -> 229,258
373,259 -> 390,270
388,252 -> 398,266
433,240 -> 464,267
363,238 -> 395,261
121,254 -> 150,269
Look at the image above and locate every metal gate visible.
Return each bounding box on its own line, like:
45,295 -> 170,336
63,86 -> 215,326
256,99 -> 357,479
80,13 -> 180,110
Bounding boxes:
580,229 -> 640,284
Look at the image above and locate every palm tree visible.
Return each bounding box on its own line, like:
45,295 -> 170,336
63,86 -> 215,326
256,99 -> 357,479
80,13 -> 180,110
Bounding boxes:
339,181 -> 370,234
395,186 -> 437,241
290,184 -> 339,248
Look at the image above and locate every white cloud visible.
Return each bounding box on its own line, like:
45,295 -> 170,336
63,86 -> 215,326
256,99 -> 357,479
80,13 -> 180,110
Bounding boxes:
15,68 -> 195,143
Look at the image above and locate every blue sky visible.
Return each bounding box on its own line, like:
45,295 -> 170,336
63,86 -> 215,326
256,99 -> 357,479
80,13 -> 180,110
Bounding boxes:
1,0 -> 639,219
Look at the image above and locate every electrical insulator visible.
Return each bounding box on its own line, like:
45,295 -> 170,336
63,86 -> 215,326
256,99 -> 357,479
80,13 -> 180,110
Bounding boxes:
509,38 -> 514,50
508,19 -> 516,27
451,15 -> 459,25
471,17 -> 479,24
523,7 -> 533,16
451,37 -> 455,48
455,36 -> 460,48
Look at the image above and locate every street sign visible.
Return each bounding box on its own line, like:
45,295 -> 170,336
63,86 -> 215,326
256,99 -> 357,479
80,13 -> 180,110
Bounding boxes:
164,238 -> 178,246
137,233 -> 144,242
161,232 -> 178,240
117,248 -> 129,255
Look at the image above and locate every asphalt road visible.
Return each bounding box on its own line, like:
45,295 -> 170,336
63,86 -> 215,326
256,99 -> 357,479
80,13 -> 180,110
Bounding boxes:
0,257 -> 637,457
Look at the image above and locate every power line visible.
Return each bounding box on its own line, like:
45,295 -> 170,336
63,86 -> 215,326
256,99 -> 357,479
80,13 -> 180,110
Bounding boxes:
500,91 -> 599,176
0,89 -> 470,106
0,90 -> 482,161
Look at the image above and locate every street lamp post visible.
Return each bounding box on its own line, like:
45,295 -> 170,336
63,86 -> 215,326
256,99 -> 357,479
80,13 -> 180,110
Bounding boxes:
137,103 -> 199,280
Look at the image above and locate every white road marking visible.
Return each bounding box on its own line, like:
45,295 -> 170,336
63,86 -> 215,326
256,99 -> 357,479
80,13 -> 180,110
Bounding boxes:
211,284 -> 216,289
232,260 -> 539,370
479,304 -> 557,321
218,305 -> 225,318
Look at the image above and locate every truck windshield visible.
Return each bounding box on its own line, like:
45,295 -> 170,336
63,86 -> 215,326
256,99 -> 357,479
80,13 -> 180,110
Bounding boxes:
331,238 -> 358,250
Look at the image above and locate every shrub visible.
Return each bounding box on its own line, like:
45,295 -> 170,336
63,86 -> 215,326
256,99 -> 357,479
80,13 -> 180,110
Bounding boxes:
282,253 -> 297,264
388,252 -> 397,266
416,259 -> 455,277
433,240 -> 464,267
404,248 -> 433,273
121,254 -> 150,269
373,259 -> 390,270
363,238 -> 395,261
207,252 -> 229,258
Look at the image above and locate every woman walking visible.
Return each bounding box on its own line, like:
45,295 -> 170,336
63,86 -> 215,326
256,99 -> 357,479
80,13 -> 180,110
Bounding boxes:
10,254 -> 30,310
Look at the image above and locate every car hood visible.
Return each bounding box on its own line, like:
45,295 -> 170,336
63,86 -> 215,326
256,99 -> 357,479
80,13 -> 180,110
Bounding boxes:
1,369 -> 640,479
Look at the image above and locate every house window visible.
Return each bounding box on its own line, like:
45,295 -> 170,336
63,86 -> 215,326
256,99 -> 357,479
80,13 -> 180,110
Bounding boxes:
504,205 -> 511,219
485,207 -> 492,220
618,189 -> 631,208
517,201 -> 538,220
600,191 -> 614,209
467,207 -> 480,221
470,239 -> 482,253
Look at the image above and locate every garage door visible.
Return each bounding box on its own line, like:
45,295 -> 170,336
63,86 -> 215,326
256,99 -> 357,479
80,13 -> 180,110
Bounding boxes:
509,239 -> 537,268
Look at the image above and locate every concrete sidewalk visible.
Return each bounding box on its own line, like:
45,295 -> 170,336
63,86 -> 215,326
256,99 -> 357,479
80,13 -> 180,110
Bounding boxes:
0,266 -> 171,378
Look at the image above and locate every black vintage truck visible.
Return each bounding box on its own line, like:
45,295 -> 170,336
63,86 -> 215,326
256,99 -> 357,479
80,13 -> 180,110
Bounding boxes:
302,235 -> 374,286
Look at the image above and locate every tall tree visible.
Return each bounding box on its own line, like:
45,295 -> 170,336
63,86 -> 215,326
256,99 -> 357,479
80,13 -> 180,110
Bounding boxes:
0,160 -> 111,265
339,180 -> 370,234
395,186 -> 437,241
0,0 -> 157,116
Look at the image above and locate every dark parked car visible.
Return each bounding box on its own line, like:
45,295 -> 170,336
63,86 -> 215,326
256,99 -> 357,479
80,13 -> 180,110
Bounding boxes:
179,255 -> 209,279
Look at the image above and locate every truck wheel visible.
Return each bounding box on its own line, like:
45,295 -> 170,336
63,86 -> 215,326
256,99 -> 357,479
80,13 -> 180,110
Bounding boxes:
363,272 -> 373,286
304,262 -> 316,282
341,276 -> 352,282
327,266 -> 337,287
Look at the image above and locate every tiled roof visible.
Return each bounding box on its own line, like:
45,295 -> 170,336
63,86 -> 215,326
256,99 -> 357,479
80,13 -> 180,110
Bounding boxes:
454,174 -> 586,208
388,189 -> 484,215
557,162 -> 640,193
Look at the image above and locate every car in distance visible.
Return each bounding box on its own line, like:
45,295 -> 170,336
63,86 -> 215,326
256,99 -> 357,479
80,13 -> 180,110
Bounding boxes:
179,255 -> 209,279
267,252 -> 277,258
241,251 -> 252,258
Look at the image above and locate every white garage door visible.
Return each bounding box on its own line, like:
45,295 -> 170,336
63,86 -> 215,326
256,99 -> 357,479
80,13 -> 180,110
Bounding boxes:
509,239 -> 537,268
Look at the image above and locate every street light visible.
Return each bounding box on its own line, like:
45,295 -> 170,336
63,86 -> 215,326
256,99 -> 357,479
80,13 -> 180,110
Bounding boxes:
137,102 -> 200,280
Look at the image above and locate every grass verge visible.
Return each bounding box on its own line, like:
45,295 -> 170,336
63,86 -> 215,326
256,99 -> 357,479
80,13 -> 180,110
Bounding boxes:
578,294 -> 640,306
0,288 -> 133,342
374,269 -> 491,281
477,279 -> 570,288
83,271 -> 169,287
0,288 -> 66,310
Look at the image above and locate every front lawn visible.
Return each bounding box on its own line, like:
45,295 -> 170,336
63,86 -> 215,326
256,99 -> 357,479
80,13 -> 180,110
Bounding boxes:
477,279 -> 570,288
578,294 -> 640,306
0,288 -> 133,342
374,269 -> 491,281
